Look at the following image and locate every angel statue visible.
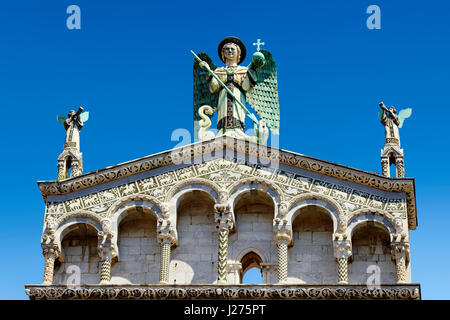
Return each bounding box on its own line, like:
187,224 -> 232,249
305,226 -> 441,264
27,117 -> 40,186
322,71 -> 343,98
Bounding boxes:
378,102 -> 412,146
192,36 -> 280,144
57,107 -> 89,151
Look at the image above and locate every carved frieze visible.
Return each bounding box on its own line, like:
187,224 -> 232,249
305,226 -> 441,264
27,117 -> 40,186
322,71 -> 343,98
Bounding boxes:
39,137 -> 414,231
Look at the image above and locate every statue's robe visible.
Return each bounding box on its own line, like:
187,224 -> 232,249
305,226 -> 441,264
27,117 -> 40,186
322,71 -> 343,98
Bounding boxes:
381,110 -> 400,145
208,65 -> 257,134
64,117 -> 84,150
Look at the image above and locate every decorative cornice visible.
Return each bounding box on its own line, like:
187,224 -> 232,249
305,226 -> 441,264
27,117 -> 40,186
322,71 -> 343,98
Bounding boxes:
24,284 -> 421,300
37,136 -> 417,229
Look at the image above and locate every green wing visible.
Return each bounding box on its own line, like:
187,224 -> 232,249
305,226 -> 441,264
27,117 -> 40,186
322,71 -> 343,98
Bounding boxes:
398,108 -> 412,128
246,50 -> 280,134
193,53 -> 218,140
79,111 -> 89,122
378,109 -> 383,119
57,115 -> 67,125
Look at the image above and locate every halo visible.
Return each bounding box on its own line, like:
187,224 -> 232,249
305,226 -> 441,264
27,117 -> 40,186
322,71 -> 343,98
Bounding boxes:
217,36 -> 247,64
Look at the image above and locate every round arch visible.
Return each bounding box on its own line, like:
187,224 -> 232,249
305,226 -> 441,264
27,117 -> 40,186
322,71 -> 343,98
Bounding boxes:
347,213 -> 395,238
229,179 -> 282,219
287,194 -> 342,233
165,178 -> 221,204
54,215 -> 102,261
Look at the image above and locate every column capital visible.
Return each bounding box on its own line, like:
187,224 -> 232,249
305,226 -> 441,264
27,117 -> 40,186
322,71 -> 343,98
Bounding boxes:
273,218 -> 292,245
391,241 -> 410,262
333,234 -> 352,260
41,243 -> 61,259
157,218 -> 178,246
214,204 -> 234,231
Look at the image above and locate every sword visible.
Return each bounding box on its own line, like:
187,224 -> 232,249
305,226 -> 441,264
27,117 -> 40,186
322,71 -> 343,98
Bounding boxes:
191,50 -> 259,124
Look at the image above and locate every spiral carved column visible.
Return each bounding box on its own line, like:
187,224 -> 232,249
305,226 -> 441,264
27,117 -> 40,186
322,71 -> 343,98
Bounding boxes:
100,254 -> 112,284
214,203 -> 233,285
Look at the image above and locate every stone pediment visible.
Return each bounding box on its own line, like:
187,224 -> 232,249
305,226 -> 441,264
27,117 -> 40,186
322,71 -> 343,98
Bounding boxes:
39,136 -> 417,230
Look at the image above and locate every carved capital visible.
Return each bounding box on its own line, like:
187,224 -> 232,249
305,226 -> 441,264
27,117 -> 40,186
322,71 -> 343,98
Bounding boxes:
42,243 -> 60,259
391,241 -> 410,262
273,218 -> 292,244
214,204 -> 234,231
333,234 -> 352,260
157,218 -> 178,246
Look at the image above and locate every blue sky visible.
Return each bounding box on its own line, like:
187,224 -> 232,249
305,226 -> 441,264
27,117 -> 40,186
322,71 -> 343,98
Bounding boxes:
0,0 -> 449,299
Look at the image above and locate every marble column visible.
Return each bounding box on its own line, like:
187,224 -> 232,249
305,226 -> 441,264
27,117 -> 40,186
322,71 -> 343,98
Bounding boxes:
333,237 -> 352,284
214,204 -> 233,284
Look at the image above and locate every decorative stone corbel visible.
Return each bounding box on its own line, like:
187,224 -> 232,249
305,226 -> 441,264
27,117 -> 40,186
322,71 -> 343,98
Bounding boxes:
161,202 -> 170,220
273,218 -> 292,283
214,204 -> 233,284
278,201 -> 289,219
218,189 -> 229,205
157,218 -> 178,284
333,233 -> 352,284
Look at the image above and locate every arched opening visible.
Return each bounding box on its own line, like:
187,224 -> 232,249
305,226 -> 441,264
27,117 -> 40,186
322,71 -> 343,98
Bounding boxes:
170,190 -> 216,284
65,156 -> 72,178
53,222 -> 99,284
349,221 -> 396,283
111,206 -> 158,284
240,251 -> 263,284
289,205 -> 334,284
229,190 -> 275,284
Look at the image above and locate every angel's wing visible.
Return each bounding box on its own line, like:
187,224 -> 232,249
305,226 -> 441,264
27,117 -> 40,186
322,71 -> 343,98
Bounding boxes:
57,115 -> 67,125
79,111 -> 89,122
398,108 -> 412,128
246,50 -> 280,134
193,53 -> 219,140
378,109 -> 383,119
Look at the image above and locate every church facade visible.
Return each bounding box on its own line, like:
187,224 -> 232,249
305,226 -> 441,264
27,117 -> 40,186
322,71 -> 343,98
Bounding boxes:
25,136 -> 420,300
25,36 -> 420,300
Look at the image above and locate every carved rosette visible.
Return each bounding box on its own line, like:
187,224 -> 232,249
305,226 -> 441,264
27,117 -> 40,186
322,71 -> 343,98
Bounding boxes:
214,204 -> 233,284
391,242 -> 409,284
